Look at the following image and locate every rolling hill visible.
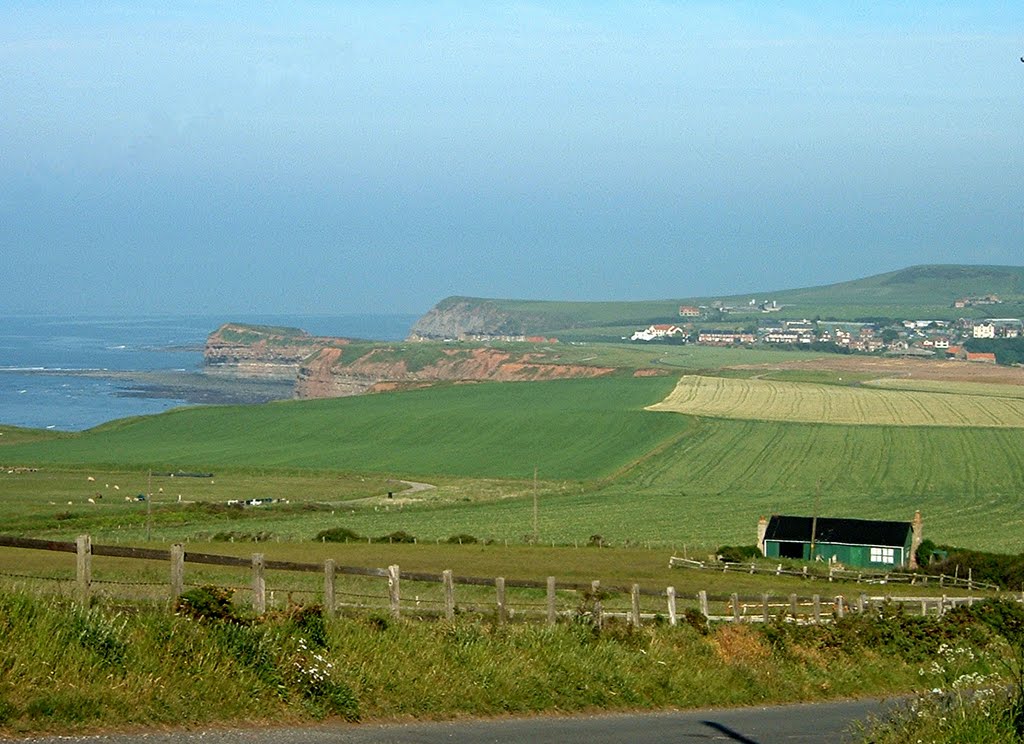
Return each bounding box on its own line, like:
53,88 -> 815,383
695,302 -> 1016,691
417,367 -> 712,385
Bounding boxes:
409,264 -> 1024,340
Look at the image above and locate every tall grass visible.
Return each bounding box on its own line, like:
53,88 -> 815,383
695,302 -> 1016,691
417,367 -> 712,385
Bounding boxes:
0,589 -> 1007,736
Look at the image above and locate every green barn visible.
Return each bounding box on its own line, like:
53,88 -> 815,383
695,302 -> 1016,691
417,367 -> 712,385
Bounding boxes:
758,513 -> 922,569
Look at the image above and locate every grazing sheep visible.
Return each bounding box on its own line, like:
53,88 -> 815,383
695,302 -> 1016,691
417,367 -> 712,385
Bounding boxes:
87,476 -> 95,482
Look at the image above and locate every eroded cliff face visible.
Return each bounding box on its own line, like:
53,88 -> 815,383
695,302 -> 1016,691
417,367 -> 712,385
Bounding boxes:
205,322 -> 617,400
204,324 -> 349,381
294,346 -> 615,398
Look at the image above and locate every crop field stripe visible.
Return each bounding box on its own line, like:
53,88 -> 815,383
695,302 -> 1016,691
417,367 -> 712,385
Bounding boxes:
649,375 -> 1024,428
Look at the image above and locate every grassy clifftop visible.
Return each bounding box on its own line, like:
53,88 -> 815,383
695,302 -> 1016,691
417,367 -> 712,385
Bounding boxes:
410,265 -> 1024,339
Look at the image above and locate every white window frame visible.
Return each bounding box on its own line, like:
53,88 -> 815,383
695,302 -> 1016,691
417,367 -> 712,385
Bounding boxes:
870,546 -> 895,564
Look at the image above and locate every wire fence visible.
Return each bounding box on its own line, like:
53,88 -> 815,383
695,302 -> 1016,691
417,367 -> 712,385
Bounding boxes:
0,535 -> 999,626
669,555 -> 1000,592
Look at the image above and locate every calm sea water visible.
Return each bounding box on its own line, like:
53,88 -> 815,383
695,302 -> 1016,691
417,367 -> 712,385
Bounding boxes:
0,314 -> 418,432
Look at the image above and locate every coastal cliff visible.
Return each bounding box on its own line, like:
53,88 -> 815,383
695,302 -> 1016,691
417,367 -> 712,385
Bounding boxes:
408,297 -> 535,340
203,323 -> 350,381
204,322 -> 616,400
294,346 -> 615,398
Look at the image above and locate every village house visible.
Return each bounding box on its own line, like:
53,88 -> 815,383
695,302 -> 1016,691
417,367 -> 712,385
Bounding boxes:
697,330 -> 756,346
764,330 -> 815,345
678,305 -> 701,318
630,324 -> 684,342
973,322 -> 996,339
974,319 -> 1023,339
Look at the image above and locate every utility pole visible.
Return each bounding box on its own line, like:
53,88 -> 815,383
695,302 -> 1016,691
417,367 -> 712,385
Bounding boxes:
532,466 -> 539,544
809,479 -> 821,560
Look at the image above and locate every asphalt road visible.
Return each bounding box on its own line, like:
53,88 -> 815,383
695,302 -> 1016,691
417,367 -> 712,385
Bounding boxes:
15,697 -> 905,744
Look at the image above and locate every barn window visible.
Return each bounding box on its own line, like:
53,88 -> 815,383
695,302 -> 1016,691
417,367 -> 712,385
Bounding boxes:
870,547 -> 895,564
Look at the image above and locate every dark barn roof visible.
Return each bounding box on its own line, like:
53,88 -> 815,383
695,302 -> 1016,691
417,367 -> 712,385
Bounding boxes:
764,515 -> 911,548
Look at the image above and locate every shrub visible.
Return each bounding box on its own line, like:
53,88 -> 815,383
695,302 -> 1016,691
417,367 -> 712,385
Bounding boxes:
176,585 -> 243,624
373,530 -> 416,544
446,533 -> 478,544
716,544 -> 761,563
315,526 -> 363,543
681,608 -> 710,635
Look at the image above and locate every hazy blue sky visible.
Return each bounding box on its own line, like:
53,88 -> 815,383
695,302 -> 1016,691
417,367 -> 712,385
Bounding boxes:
2,2 -> 1021,316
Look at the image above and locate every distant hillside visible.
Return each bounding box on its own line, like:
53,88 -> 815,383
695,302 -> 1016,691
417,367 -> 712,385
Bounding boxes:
408,265 -> 1024,340
767,265 -> 1024,307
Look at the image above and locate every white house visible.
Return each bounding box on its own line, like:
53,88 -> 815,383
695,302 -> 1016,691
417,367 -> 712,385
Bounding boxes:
973,323 -> 996,339
631,324 -> 684,342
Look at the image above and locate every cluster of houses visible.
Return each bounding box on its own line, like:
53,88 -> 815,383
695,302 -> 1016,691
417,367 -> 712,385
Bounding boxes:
628,316 -> 1022,360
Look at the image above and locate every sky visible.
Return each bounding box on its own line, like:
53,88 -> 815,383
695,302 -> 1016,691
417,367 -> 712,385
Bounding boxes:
2,2 -> 1022,316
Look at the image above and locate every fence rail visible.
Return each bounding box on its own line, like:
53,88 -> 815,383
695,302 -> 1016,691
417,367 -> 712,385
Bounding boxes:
669,555 -> 999,592
0,535 -> 995,627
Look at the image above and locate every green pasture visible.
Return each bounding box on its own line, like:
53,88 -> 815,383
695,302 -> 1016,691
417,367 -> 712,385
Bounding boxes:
4,372 -> 1024,552
0,377 -> 685,480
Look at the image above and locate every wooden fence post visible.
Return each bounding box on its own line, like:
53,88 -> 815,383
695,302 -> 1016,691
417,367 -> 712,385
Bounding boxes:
546,576 -> 557,625
940,595 -> 947,616
835,595 -> 845,619
762,593 -> 770,624
731,593 -> 740,622
496,577 -> 506,624
170,543 -> 184,604
76,534 -> 91,606
858,593 -> 867,614
631,584 -> 641,628
789,593 -> 798,620
591,580 -> 603,629
388,564 -> 401,619
323,559 -> 335,615
698,590 -> 709,621
251,553 -> 266,615
667,586 -> 677,626
813,594 -> 821,624
443,569 -> 455,620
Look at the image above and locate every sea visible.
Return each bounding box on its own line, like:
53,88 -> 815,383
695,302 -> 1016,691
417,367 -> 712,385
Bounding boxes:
0,314 -> 419,432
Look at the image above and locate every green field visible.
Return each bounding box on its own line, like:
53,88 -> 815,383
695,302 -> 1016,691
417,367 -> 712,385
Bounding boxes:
4,372 -> 1024,552
649,375 -> 1024,427
0,377 -> 684,479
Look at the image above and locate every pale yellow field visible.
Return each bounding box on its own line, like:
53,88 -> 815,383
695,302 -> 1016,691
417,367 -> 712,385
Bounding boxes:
648,375 -> 1024,427
865,378 -> 1024,399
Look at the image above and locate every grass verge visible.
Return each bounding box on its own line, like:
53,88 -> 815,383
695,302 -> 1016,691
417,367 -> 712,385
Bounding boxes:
0,589 -> 1008,737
